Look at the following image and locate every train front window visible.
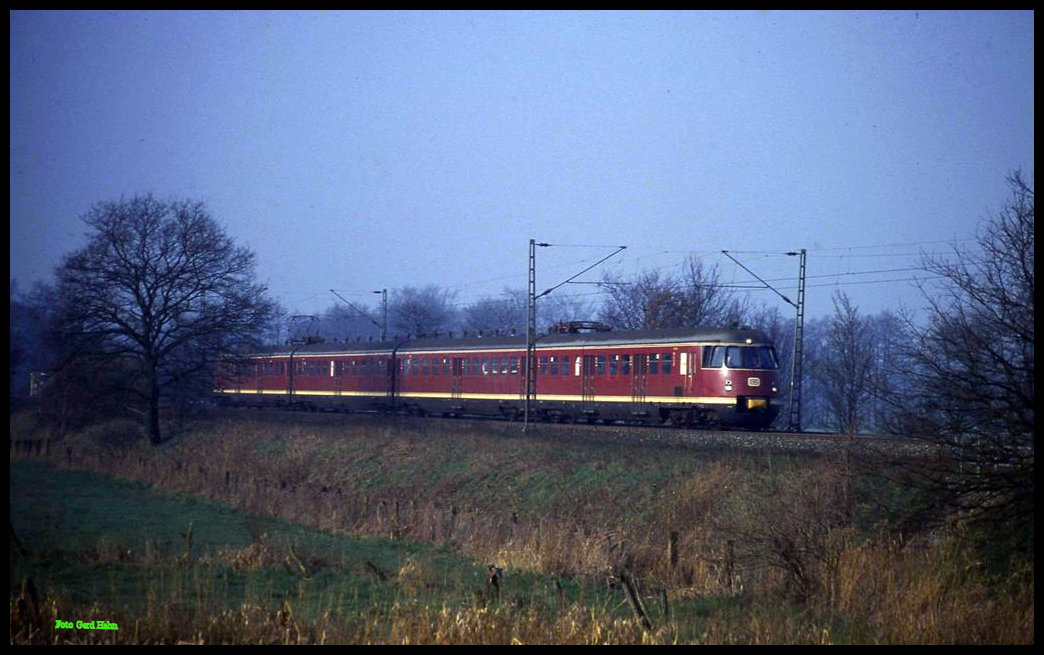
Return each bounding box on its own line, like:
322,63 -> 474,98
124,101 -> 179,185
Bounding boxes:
704,345 -> 779,369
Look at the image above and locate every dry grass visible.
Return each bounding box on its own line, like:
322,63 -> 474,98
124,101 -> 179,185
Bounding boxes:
10,410 -> 1034,644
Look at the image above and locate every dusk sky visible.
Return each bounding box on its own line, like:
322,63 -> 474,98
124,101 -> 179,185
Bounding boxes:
10,10 -> 1034,323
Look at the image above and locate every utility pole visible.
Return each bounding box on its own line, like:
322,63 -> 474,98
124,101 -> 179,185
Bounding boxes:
524,240 -> 547,430
721,249 -> 807,432
374,289 -> 387,341
786,249 -> 806,432
524,241 -> 626,431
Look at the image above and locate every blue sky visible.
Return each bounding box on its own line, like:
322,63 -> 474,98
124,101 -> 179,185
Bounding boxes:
10,10 -> 1034,322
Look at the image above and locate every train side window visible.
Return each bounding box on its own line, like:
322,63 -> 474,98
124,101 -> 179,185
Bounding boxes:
702,346 -> 719,368
609,355 -> 619,376
549,356 -> 559,376
649,353 -> 660,375
562,355 -> 571,376
663,353 -> 673,375
501,357 -> 510,375
509,357 -> 519,375
540,356 -> 548,375
595,355 -> 606,375
621,354 -> 631,375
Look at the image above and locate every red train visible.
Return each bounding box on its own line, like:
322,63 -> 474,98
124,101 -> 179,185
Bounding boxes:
214,324 -> 782,429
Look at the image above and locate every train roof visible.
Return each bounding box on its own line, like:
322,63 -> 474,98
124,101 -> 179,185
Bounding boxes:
239,326 -> 775,358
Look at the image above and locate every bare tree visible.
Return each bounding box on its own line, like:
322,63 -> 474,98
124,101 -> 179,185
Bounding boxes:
892,171 -> 1033,538
461,288 -> 526,334
809,291 -> 877,433
598,269 -> 678,330
676,256 -> 749,326
388,285 -> 458,337
598,256 -> 742,330
54,194 -> 277,444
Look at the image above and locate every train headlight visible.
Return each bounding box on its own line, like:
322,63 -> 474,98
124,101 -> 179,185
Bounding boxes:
724,379 -> 733,391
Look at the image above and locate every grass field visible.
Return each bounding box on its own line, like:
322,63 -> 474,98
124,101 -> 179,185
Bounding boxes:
9,410 -> 1034,644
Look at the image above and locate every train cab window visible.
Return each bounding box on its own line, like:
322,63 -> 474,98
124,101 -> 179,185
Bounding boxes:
663,353 -> 672,375
649,353 -> 660,375
703,346 -> 725,368
703,345 -> 779,369
621,354 -> 631,375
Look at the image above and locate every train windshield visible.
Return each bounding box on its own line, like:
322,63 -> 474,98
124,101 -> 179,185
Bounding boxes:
702,345 -> 779,370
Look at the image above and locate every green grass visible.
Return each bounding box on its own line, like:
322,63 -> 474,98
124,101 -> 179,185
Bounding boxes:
9,460 -> 507,623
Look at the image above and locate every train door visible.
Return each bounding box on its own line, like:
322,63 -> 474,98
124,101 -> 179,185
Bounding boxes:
631,353 -> 648,409
451,357 -> 464,400
334,360 -> 343,398
679,348 -> 695,395
581,354 -> 596,410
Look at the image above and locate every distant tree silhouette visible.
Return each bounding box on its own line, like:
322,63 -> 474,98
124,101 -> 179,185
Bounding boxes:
809,292 -> 878,433
388,285 -> 458,337
461,289 -> 526,334
598,256 -> 744,330
891,171 -> 1033,543
53,194 -> 277,444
